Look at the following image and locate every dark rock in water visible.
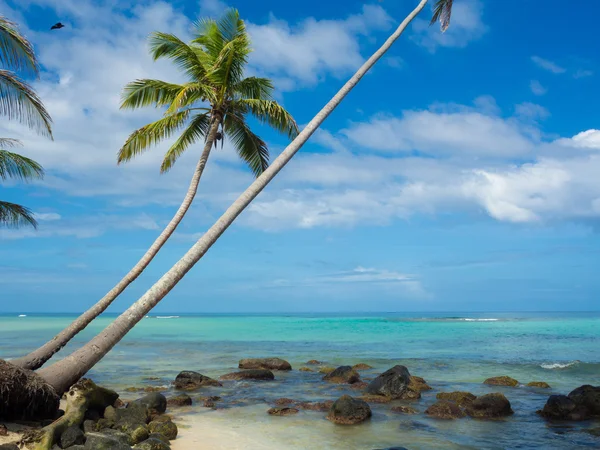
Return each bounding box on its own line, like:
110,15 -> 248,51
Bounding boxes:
360,395 -> 392,404
84,432 -> 131,450
132,438 -> 170,450
173,371 -> 222,390
220,369 -> 275,381
323,366 -> 361,384
274,398 -> 296,406
132,393 -> 167,415
352,363 -> 373,370
148,419 -> 178,440
0,424 -> 7,436
366,365 -> 411,399
167,394 -> 192,407
483,376 -> 519,387
0,359 -> 60,421
203,399 -> 216,408
540,394 -> 588,420
0,445 -> 20,450
465,393 -> 513,418
400,389 -> 421,400
391,405 -> 418,414
61,425 -> 86,448
425,401 -> 466,419
327,395 -> 372,425
372,448 -> 409,450
239,358 -> 292,371
409,376 -> 432,392
568,385 -> 600,416
306,360 -> 322,365
436,391 -> 477,407
350,382 -> 369,390
527,381 -> 551,389
318,366 -> 336,374
298,367 -> 313,372
297,400 -> 334,412
267,407 -> 299,416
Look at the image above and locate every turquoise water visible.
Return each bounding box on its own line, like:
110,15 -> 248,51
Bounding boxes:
1,312 -> 600,449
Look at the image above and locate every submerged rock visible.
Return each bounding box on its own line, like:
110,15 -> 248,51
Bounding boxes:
297,401 -> 334,412
166,394 -> 192,407
173,371 -> 222,390
273,398 -> 296,406
318,367 -> 336,374
465,393 -> 513,418
350,382 -> 369,390
436,391 -> 476,407
391,405 -> 418,414
219,370 -> 275,381
409,376 -> 432,392
298,367 -> 314,372
323,366 -> 361,384
425,401 -> 466,419
483,376 -> 519,387
306,360 -> 322,365
239,358 -> 291,371
267,407 -> 299,416
527,381 -> 551,389
359,395 -> 392,404
568,385 -> 600,416
352,363 -> 373,370
366,365 -> 411,399
540,395 -> 584,420
327,395 -> 372,425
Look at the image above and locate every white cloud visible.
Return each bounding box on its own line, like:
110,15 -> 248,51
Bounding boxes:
530,80 -> 547,96
573,69 -> 593,79
411,0 -> 488,52
555,129 -> 600,149
531,56 -> 566,74
34,212 -> 61,221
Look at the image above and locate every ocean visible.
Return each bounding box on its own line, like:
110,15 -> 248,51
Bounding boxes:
1,312 -> 599,449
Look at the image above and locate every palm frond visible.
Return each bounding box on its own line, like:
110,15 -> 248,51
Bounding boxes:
0,137 -> 22,148
224,113 -> 269,177
118,110 -> 190,164
148,32 -> 207,81
120,79 -> 186,110
192,18 -> 224,60
0,16 -> 38,75
430,0 -> 454,33
0,200 -> 37,229
238,99 -> 299,140
161,113 -> 211,173
0,149 -> 44,181
0,70 -> 52,137
164,83 -> 216,115
216,8 -> 244,43
233,77 -> 274,101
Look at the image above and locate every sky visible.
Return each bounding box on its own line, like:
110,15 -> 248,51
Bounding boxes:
1,0 -> 599,313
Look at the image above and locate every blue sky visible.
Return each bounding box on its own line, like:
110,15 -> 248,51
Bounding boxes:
1,0 -> 599,313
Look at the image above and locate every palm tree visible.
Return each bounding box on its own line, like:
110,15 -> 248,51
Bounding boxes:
0,16 -> 52,229
11,9 -> 298,370
37,0 -> 452,395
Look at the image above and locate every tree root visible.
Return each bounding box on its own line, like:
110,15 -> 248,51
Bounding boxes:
20,378 -> 118,450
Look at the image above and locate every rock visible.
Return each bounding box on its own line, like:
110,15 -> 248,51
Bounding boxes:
0,445 -> 20,450
60,425 -> 86,448
267,407 -> 299,416
132,393 -> 167,415
148,419 -> 178,440
220,369 -> 275,381
366,365 -> 411,399
120,402 -> 149,424
373,448 -> 409,450
399,389 -> 421,400
425,401 -> 466,419
360,395 -> 392,404
147,434 -> 170,444
391,405 -> 418,414
173,371 -> 222,390
465,393 -> 513,418
83,420 -> 97,433
436,391 -> 477,407
273,398 -> 296,406
568,385 -> 600,416
409,376 -> 432,392
104,405 -> 118,422
352,363 -> 373,370
133,438 -> 170,450
166,394 -> 192,407
297,400 -> 334,412
84,432 -> 131,450
539,394 -> 587,420
323,366 -> 361,384
318,367 -> 336,374
299,367 -> 313,372
527,381 -> 551,389
483,376 -> 519,387
0,424 -> 7,436
306,360 -> 322,365
85,409 -> 101,421
203,399 -> 216,408
95,418 -> 115,430
350,382 -> 369,390
239,358 -> 292,371
327,395 -> 372,425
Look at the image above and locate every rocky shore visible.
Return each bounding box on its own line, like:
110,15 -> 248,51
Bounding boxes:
1,357 -> 599,449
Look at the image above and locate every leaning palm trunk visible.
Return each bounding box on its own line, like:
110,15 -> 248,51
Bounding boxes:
11,118 -> 221,371
37,0 -> 429,394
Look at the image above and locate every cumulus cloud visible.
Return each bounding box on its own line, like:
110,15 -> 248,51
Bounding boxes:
531,56 -> 566,74
411,0 -> 488,52
530,80 -> 547,96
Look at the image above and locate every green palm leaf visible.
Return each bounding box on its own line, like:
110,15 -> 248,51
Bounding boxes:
149,32 -> 207,81
161,113 -> 211,173
233,77 -> 274,101
0,70 -> 52,137
120,79 -> 186,109
224,113 -> 269,176
430,0 -> 454,32
0,200 -> 37,228
0,16 -> 38,75
240,99 -> 299,140
0,149 -> 44,181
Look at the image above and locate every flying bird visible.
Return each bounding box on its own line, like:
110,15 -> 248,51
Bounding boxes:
50,22 -> 65,30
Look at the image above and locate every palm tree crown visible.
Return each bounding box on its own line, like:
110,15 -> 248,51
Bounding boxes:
119,9 -> 298,175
